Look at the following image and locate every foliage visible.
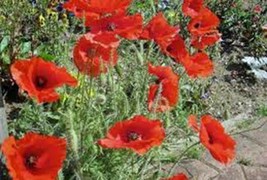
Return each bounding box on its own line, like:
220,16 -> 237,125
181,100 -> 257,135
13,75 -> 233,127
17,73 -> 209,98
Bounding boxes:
0,0 -> 265,179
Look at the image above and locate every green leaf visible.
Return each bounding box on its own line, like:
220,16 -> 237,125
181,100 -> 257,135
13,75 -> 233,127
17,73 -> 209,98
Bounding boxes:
0,36 -> 10,53
1,53 -> 11,65
20,41 -> 31,54
38,53 -> 55,61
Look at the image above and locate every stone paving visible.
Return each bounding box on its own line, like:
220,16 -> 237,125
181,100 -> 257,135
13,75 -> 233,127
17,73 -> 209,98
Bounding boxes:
172,117 -> 267,180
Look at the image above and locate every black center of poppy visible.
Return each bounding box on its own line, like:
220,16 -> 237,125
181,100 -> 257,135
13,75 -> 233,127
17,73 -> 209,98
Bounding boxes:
25,155 -> 37,169
155,79 -> 161,84
35,76 -> 47,88
127,132 -> 140,142
194,23 -> 201,29
166,45 -> 173,52
208,134 -> 214,144
106,23 -> 116,31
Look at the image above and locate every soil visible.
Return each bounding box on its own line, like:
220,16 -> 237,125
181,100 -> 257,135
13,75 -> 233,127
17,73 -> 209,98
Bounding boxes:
203,48 -> 267,120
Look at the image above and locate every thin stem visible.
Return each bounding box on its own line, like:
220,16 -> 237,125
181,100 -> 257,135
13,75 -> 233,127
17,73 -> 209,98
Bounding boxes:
65,110 -> 83,179
167,141 -> 200,176
149,0 -> 156,14
230,120 -> 267,136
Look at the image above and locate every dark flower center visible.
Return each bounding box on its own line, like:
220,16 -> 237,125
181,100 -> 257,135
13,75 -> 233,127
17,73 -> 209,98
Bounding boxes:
106,23 -> 116,31
35,76 -> 47,88
166,45 -> 173,52
194,22 -> 201,29
155,79 -> 161,84
208,134 -> 214,144
127,132 -> 141,142
25,155 -> 37,169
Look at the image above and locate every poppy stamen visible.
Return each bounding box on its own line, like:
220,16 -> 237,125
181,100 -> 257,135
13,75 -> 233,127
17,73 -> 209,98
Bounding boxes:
208,134 -> 214,144
107,23 -> 116,31
194,22 -> 201,29
25,155 -> 37,168
166,45 -> 173,53
127,132 -> 141,142
35,76 -> 47,88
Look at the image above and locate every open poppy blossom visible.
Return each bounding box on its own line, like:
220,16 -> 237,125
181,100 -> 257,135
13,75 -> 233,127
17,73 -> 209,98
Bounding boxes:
10,57 -> 78,103
141,13 -> 179,50
188,115 -> 236,164
86,12 -> 143,40
188,8 -> 220,36
98,115 -> 165,155
1,132 -> 67,180
183,52 -> 214,78
73,33 -> 119,77
148,63 -> 179,112
191,32 -> 221,50
182,0 -> 204,18
163,173 -> 188,180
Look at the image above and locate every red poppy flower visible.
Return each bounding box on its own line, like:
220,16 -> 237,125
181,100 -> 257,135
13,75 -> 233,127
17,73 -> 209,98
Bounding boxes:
86,12 -> 143,40
163,35 -> 190,64
182,0 -> 204,18
188,115 -> 236,164
141,13 -> 179,49
73,33 -> 119,77
98,115 -> 165,155
163,173 -> 188,180
191,32 -> 221,50
1,132 -> 67,180
148,63 -> 179,112
188,8 -> 220,36
183,52 -> 214,78
10,57 -> 77,103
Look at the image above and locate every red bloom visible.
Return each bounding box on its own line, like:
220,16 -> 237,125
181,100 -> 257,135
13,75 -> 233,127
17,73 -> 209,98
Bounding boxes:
183,52 -> 214,78
188,115 -> 236,164
86,12 -> 143,40
1,132 -> 67,180
163,173 -> 188,180
163,35 -> 190,64
182,0 -> 204,18
188,8 -> 220,36
191,32 -> 221,50
148,63 -> 179,112
141,13 -> 179,49
10,57 -> 77,103
98,115 -> 165,155
73,33 -> 119,77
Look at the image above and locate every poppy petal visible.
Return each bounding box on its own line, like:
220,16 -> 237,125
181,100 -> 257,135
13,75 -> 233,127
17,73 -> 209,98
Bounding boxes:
182,0 -> 204,18
184,52 -> 214,78
188,115 -> 200,132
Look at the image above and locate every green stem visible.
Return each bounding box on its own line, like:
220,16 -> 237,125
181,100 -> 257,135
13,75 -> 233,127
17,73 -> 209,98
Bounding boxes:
66,110 -> 83,179
149,0 -> 156,14
167,142 -> 200,176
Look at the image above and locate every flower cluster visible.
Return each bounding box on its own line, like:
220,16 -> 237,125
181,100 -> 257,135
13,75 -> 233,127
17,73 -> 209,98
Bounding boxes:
1,0 -> 235,179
